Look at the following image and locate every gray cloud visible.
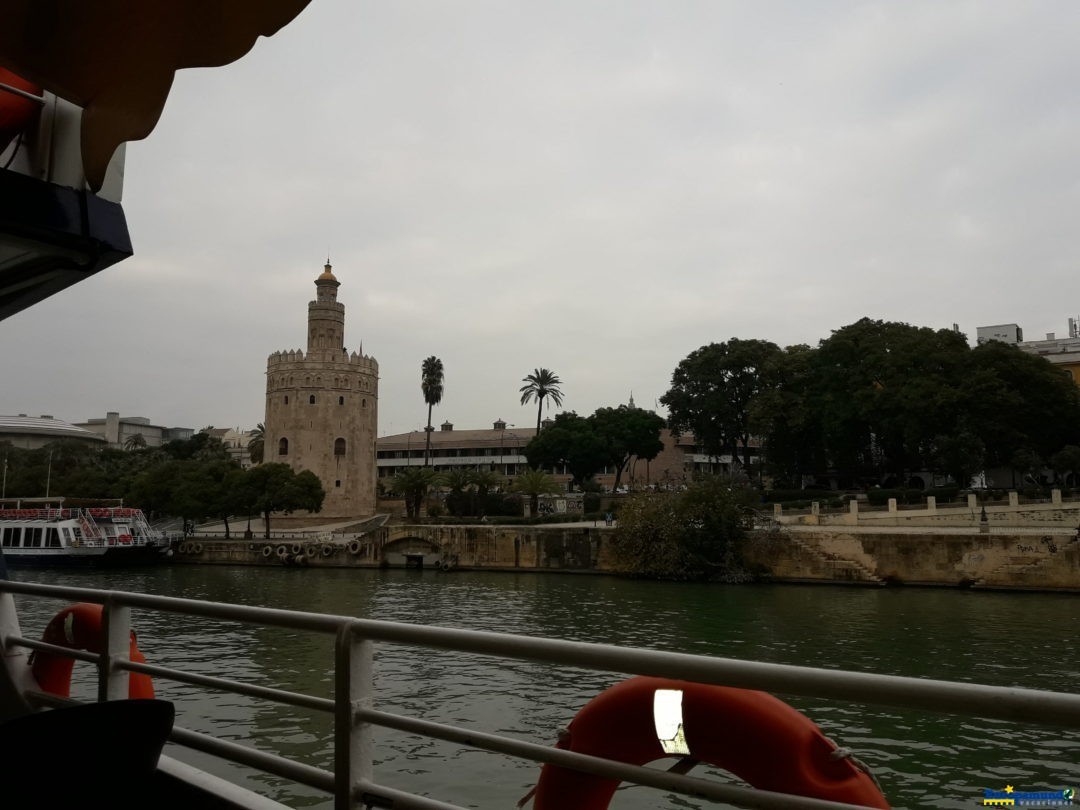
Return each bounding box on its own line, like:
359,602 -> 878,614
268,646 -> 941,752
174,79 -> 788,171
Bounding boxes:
2,1 -> 1078,434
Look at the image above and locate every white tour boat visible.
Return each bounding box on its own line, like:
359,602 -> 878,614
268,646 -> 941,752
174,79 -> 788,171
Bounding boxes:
0,499 -> 174,567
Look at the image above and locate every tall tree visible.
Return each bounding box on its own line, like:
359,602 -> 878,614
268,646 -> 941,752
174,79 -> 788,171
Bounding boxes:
392,466 -> 443,520
589,406 -> 665,491
524,412 -> 607,491
245,463 -> 325,538
661,338 -> 782,471
520,368 -> 564,433
421,356 -> 445,466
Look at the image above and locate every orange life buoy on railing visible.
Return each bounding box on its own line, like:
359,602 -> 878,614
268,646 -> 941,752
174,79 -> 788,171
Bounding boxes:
0,68 -> 43,153
530,676 -> 890,810
30,603 -> 155,700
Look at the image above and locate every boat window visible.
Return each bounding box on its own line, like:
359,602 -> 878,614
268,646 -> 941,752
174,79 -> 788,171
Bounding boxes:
46,528 -> 60,548
335,438 -> 346,456
2,526 -> 17,547
26,527 -> 43,548
279,438 -> 289,456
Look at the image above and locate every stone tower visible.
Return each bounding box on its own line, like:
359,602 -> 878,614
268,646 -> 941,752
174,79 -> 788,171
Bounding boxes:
263,263 -> 379,518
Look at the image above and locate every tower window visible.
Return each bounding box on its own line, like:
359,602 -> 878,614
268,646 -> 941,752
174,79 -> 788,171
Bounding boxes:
309,395 -> 316,405
278,438 -> 289,456
362,398 -> 367,407
338,396 -> 344,405
335,438 -> 347,456
335,480 -> 341,488
284,395 -> 289,404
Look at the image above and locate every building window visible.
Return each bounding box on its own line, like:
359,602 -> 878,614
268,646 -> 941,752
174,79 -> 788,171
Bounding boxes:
309,395 -> 316,405
335,480 -> 341,488
339,396 -> 344,405
278,438 -> 289,456
284,395 -> 289,404
335,438 -> 347,456
362,398 -> 367,407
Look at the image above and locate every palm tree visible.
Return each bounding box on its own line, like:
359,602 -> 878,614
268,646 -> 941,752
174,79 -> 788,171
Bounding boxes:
470,469 -> 504,518
247,422 -> 265,465
511,468 -> 560,517
123,433 -> 147,451
421,356 -> 445,466
519,368 -> 564,433
392,466 -> 444,520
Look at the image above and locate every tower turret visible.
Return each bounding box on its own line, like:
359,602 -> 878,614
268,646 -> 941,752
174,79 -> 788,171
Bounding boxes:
308,263 -> 345,355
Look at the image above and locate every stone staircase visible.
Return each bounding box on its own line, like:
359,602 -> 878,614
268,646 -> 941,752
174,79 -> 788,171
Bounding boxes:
787,535 -> 885,585
975,535 -> 1080,588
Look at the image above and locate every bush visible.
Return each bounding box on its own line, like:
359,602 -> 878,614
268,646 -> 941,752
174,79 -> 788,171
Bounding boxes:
609,478 -> 757,581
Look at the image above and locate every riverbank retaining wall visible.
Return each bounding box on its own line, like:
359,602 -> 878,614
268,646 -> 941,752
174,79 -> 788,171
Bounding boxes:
173,523 -> 1080,591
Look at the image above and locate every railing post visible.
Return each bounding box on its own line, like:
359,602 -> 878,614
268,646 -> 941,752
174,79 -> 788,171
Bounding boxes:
99,600 -> 131,702
335,622 -> 373,810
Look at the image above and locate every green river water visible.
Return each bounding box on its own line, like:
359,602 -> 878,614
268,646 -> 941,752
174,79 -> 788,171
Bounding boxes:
9,566 -> 1080,809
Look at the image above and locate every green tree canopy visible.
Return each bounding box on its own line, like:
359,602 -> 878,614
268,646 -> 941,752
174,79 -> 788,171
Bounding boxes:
245,463 -> 326,538
589,405 -> 665,491
524,412 -> 607,491
661,338 -> 783,471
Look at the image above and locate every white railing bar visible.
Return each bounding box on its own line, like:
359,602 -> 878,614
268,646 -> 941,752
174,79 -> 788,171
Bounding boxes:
0,81 -> 45,104
118,658 -> 335,713
357,708 -> 878,810
7,634 -> 100,664
5,580 -> 1080,728
354,779 -> 469,810
168,725 -> 335,793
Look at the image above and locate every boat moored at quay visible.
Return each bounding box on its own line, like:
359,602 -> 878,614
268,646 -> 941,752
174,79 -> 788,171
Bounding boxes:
0,499 -> 175,567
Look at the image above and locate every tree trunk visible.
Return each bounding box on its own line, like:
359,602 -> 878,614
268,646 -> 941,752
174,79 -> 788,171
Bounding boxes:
424,403 -> 433,466
223,515 -> 230,540
536,396 -> 543,433
263,509 -> 271,539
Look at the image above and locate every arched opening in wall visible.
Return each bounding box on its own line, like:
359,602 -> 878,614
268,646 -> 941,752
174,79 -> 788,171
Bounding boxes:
278,438 -> 289,456
284,395 -> 289,404
362,399 -> 367,407
335,438 -> 347,456
309,395 -> 316,405
335,480 -> 341,488
338,396 -> 344,405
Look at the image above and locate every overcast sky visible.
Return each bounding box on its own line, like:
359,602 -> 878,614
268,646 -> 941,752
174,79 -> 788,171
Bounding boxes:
2,1 -> 1079,436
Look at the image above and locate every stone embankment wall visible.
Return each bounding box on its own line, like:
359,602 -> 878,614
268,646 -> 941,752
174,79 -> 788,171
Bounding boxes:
741,529 -> 1080,589
174,520 -> 1080,591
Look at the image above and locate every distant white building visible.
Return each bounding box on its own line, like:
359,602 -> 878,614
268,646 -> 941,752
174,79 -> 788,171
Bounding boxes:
0,415 -> 106,450
75,411 -> 194,449
976,323 -> 1023,345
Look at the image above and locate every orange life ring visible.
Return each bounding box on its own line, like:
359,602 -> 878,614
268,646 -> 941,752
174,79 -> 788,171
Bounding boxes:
30,603 -> 155,700
0,68 -> 42,154
531,676 -> 889,810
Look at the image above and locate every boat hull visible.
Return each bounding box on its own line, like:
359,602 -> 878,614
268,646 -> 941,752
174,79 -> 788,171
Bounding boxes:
1,546 -> 171,568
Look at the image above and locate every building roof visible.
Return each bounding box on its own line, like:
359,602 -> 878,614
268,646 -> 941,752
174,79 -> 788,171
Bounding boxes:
0,415 -> 106,442
377,427 -> 537,450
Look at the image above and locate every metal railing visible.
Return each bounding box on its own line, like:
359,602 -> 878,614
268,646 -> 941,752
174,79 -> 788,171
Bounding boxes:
3,579 -> 1080,810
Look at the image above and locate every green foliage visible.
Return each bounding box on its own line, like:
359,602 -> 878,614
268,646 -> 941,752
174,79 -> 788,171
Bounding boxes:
609,477 -> 757,581
525,412 -> 608,490
662,338 -> 783,470
421,356 -> 445,465
510,467 -> 560,516
391,466 -> 444,519
247,423 -> 265,465
245,463 -> 326,537
519,368 -> 564,433
590,405 -> 665,490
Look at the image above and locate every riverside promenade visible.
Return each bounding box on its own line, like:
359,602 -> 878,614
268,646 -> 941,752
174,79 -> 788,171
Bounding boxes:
175,492 -> 1080,591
